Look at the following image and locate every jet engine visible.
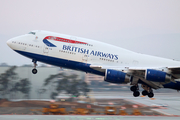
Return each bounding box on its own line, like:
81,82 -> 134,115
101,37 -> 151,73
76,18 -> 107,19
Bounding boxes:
104,69 -> 131,84
145,69 -> 171,82
163,81 -> 180,90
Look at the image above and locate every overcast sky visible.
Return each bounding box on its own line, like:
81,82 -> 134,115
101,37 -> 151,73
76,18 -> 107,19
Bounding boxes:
0,0 -> 180,66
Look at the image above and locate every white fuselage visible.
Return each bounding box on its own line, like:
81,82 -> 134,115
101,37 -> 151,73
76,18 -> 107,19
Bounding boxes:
6,30 -> 180,76
7,30 -> 180,96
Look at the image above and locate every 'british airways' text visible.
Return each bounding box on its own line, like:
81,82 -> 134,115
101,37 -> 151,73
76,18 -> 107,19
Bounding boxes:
62,45 -> 118,60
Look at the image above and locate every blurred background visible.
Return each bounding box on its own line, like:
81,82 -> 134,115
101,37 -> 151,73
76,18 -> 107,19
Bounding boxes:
0,0 -> 180,116
0,63 -> 175,100
0,0 -> 180,100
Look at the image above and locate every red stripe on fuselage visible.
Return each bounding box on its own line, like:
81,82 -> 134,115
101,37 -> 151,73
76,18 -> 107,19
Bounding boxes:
44,36 -> 88,44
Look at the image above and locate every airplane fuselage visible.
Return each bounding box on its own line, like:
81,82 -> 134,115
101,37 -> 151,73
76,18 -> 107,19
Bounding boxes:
7,30 -> 180,98
7,30 -> 180,74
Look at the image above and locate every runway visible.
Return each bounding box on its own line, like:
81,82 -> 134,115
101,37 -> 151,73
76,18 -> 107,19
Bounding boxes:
0,115 -> 180,120
1,92 -> 180,120
127,95 -> 180,115
89,92 -> 180,115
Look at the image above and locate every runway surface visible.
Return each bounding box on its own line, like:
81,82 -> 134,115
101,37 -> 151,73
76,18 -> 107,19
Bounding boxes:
1,92 -> 180,120
0,115 -> 180,120
90,92 -> 180,115
128,95 -> 180,115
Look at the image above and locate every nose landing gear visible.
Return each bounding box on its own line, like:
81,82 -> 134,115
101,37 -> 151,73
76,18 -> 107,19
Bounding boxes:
32,68 -> 37,74
32,59 -> 38,74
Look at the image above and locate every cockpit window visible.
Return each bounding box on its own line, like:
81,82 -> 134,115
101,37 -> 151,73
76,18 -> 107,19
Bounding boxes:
28,32 -> 36,35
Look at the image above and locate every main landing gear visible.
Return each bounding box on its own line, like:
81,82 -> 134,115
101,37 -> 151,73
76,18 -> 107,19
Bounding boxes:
130,84 -> 154,98
141,90 -> 154,98
141,84 -> 154,98
32,59 -> 38,74
130,85 -> 140,97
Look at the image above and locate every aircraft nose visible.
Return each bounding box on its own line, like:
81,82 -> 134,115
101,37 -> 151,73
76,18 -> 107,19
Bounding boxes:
6,39 -> 12,48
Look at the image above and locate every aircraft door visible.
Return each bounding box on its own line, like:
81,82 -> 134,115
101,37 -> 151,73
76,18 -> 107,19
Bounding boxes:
43,44 -> 49,54
82,54 -> 88,63
23,43 -> 28,51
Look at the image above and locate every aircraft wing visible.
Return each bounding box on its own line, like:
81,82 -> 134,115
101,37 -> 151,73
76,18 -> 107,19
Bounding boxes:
167,67 -> 180,74
90,64 -> 180,89
90,64 -> 180,77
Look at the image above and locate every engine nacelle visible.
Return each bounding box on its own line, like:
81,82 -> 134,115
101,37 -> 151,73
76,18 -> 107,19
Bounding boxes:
104,69 -> 131,84
163,81 -> 180,90
145,69 -> 171,82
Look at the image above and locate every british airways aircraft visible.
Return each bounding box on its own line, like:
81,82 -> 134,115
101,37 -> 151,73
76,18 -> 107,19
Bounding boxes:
6,30 -> 180,98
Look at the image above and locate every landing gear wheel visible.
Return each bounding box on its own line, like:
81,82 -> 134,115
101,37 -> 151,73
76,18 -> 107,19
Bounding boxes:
148,92 -> 154,98
142,90 -> 148,96
130,86 -> 137,92
32,59 -> 38,74
32,68 -> 37,74
133,91 -> 140,97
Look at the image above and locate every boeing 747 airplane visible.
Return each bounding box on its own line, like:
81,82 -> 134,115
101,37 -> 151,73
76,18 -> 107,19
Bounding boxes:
6,30 -> 180,98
